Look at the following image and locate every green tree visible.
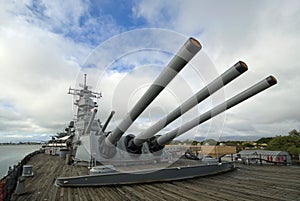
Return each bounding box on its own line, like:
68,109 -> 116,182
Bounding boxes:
267,129 -> 300,159
257,137 -> 273,144
289,129 -> 300,137
244,143 -> 255,148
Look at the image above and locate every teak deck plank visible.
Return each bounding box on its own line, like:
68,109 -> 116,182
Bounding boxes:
11,153 -> 300,201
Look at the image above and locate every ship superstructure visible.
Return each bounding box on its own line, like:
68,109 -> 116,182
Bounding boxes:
68,74 -> 170,165
67,74 -> 102,163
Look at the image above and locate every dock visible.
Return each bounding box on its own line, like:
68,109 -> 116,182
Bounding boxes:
11,153 -> 300,201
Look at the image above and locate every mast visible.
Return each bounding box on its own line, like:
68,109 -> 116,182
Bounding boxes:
68,74 -> 102,139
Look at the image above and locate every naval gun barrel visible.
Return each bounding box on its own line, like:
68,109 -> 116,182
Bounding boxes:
84,108 -> 98,135
105,38 -> 202,147
128,61 -> 248,152
148,76 -> 277,152
102,111 -> 115,132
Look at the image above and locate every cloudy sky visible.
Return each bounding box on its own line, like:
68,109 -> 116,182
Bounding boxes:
0,0 -> 299,142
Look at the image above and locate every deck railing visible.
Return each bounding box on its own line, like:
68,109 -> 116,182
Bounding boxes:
0,150 -> 40,201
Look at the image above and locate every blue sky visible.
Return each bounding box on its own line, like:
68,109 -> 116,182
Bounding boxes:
24,0 -> 148,46
0,0 -> 300,142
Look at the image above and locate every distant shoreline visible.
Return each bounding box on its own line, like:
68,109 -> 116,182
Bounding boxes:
0,143 -> 42,146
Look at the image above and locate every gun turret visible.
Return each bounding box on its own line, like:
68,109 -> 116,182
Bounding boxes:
99,37 -> 202,158
93,36 -> 277,162
125,61 -> 248,154
147,76 -> 277,152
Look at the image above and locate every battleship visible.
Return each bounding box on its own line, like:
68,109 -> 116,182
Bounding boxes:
0,37 -> 278,199
45,37 -> 276,186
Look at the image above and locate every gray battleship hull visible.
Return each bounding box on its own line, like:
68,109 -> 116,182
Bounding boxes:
55,162 -> 235,187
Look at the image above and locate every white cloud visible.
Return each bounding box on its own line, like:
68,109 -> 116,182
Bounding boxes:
1,0 -> 299,143
0,1 -> 92,141
132,0 -> 300,138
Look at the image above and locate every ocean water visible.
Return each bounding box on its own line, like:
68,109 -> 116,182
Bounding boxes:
0,145 -> 41,178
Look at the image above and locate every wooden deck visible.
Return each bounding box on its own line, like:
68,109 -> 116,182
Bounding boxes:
11,153 -> 300,201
